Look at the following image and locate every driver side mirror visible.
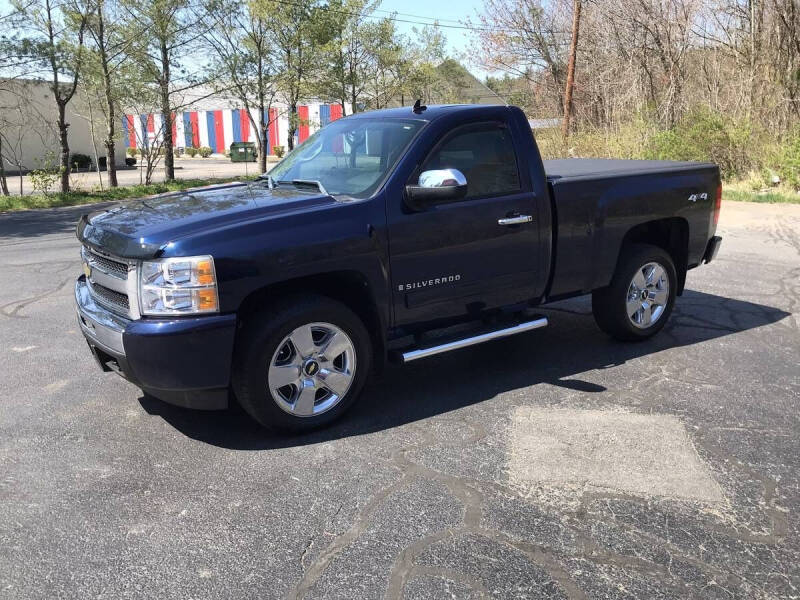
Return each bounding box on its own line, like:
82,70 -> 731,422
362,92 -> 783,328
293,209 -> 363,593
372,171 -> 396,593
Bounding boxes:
404,168 -> 468,211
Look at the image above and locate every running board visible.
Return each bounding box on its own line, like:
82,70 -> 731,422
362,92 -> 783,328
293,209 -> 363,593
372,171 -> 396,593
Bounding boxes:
398,317 -> 548,363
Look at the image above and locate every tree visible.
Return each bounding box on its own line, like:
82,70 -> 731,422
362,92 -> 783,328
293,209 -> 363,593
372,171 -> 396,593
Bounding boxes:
361,18 -> 406,109
1,3 -> 25,196
316,0 -> 375,114
264,0 -> 329,150
12,0 -> 90,193
0,81 -> 58,194
83,0 -> 135,187
562,0 -> 582,137
467,0 -> 567,117
203,0 -> 278,173
120,0 -> 209,180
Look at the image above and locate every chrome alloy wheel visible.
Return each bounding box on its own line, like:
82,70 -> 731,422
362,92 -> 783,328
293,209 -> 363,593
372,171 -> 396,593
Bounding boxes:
268,322 -> 356,417
626,262 -> 670,329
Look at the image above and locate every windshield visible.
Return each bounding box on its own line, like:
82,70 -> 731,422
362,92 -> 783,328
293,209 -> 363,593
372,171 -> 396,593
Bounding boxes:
266,118 -> 424,199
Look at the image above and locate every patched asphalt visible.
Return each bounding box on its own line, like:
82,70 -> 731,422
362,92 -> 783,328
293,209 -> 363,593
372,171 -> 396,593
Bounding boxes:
0,201 -> 798,599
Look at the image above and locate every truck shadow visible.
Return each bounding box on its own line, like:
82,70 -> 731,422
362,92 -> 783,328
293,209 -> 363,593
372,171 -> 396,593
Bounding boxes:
138,289 -> 791,449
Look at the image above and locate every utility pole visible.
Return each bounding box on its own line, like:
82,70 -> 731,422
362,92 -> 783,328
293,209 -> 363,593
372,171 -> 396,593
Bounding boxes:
562,0 -> 582,139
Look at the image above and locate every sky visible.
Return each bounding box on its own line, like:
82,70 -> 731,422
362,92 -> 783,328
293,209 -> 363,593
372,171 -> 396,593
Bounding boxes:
375,0 -> 490,79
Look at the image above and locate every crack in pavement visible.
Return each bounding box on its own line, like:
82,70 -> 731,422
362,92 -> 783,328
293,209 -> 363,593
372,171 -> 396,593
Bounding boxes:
286,403 -> 790,600
0,278 -> 72,319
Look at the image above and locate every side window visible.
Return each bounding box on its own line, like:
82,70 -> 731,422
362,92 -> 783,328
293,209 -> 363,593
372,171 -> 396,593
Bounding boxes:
420,124 -> 521,199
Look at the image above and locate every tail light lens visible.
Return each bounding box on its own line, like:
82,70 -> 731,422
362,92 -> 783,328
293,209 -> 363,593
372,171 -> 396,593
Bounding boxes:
713,184 -> 722,226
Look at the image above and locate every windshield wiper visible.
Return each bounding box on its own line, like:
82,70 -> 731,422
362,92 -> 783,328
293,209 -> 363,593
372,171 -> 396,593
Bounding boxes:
290,179 -> 329,195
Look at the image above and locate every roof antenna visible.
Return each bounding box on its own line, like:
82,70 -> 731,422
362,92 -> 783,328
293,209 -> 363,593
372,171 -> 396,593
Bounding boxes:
412,99 -> 427,114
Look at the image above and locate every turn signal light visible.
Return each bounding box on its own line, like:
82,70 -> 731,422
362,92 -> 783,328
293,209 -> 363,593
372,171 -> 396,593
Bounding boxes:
714,184 -> 722,226
196,259 -> 215,285
196,288 -> 218,311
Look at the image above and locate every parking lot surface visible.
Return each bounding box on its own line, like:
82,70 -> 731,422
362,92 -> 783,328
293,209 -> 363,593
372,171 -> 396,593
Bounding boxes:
0,200 -> 798,599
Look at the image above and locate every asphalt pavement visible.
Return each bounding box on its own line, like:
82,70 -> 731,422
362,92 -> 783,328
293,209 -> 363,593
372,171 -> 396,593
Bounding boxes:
0,200 -> 798,599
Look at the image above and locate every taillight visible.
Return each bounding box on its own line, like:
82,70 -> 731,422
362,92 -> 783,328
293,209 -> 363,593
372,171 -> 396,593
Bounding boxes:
713,184 -> 722,226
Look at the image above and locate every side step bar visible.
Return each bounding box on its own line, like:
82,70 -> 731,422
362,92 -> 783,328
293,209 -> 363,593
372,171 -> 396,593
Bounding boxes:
399,317 -> 548,363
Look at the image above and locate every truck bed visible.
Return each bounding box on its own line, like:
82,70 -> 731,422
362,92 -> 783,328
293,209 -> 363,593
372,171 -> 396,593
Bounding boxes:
544,158 -> 715,181
542,158 -> 719,300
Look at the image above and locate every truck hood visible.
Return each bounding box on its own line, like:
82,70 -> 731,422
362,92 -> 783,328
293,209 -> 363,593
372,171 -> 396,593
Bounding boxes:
77,181 -> 337,258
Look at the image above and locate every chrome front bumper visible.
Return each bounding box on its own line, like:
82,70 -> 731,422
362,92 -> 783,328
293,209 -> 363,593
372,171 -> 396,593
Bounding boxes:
75,276 -> 129,357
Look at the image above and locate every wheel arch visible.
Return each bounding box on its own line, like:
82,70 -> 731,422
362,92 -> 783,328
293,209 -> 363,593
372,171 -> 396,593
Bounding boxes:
236,270 -> 387,372
619,217 -> 689,295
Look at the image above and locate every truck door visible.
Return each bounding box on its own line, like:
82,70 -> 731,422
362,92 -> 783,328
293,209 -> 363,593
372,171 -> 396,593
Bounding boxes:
387,120 -> 543,326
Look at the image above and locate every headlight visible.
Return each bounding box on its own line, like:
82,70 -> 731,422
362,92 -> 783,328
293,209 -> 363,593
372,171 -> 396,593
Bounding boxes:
139,255 -> 219,315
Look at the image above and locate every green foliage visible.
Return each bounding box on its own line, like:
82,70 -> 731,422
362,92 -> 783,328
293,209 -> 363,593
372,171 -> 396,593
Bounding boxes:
272,145 -> 285,158
29,167 -> 62,195
773,129 -> 800,189
538,108 -> 799,190
126,147 -> 138,157
644,109 -> 754,179
722,185 -> 799,204
185,147 -> 198,158
198,146 -> 213,158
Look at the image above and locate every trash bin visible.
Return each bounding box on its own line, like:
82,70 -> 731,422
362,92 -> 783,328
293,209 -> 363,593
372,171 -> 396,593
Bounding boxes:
229,142 -> 257,162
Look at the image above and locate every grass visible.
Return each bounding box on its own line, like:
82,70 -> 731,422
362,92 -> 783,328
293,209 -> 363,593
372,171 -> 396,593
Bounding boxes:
0,176 -> 260,213
722,181 -> 800,204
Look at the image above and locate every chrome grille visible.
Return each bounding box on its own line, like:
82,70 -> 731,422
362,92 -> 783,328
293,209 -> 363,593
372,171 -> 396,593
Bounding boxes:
82,245 -> 139,319
82,246 -> 129,279
88,280 -> 130,313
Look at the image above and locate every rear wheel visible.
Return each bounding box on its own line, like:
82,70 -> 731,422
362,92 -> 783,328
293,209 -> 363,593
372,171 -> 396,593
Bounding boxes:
592,243 -> 677,341
233,295 -> 371,431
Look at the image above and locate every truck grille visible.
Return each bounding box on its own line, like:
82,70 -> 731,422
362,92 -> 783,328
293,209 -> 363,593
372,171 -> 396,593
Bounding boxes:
82,246 -> 129,279
89,281 -> 131,312
82,245 -> 138,319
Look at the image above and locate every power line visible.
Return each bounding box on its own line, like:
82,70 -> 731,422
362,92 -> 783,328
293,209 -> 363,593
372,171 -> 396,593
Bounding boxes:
370,6 -> 466,25
267,0 -> 517,33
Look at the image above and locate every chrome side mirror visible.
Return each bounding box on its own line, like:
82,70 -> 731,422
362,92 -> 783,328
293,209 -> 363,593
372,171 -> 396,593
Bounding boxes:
404,168 -> 468,211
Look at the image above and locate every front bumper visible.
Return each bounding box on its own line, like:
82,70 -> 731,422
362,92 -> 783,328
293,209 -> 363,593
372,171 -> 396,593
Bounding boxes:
75,276 -> 237,410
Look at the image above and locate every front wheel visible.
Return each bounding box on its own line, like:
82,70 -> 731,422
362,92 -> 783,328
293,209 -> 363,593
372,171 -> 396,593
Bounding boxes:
232,295 -> 372,431
592,243 -> 677,341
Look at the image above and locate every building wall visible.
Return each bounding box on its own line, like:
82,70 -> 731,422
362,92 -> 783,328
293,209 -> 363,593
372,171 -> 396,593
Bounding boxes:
0,79 -> 128,172
121,102 -> 351,155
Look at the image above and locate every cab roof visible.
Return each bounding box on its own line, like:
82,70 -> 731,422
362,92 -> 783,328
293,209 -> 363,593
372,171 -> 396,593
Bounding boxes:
346,104 -> 508,121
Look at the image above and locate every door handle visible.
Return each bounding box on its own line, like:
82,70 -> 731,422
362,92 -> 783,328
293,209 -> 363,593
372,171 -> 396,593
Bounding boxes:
497,215 -> 533,226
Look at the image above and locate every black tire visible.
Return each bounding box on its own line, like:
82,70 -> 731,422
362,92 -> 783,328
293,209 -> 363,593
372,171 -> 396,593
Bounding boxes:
592,243 -> 677,342
232,295 -> 372,431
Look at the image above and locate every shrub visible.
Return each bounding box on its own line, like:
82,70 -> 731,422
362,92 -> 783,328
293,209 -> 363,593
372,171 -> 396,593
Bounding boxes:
125,157 -> 136,167
185,147 -> 198,157
97,156 -> 107,170
70,153 -> 92,171
30,167 -> 62,195
774,129 -> 800,189
644,108 -> 756,180
126,147 -> 138,157
273,145 -> 285,158
198,146 -> 213,158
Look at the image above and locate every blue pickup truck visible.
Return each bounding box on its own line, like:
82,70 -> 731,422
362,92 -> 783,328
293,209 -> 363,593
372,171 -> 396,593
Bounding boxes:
76,104 -> 722,430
